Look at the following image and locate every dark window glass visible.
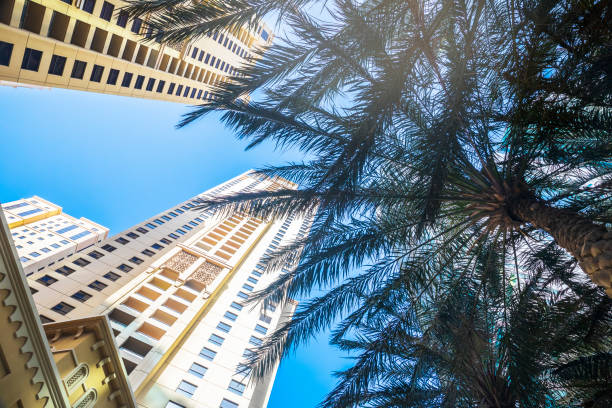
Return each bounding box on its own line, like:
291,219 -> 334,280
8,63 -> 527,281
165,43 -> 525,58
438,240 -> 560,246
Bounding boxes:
209,56 -> 216,66
160,238 -> 172,245
198,50 -> 204,61
82,0 -> 95,13
121,72 -> 133,87
0,41 -> 14,66
21,48 -> 43,71
117,263 -> 133,272
175,85 -> 183,96
37,274 -> 57,286
167,82 -> 175,94
190,88 -> 196,98
126,232 -> 139,239
197,89 -> 202,99
104,271 -> 121,281
55,265 -> 75,276
134,74 -> 145,89
146,77 -> 155,91
100,1 -> 114,21
191,47 -> 198,58
88,250 -> 104,259
141,249 -> 155,257
90,64 -> 104,82
129,256 -> 144,265
131,18 -> 142,34
136,227 -> 148,234
151,243 -> 164,250
70,60 -> 87,79
156,80 -> 165,93
40,314 -> 54,323
101,243 -> 116,252
116,10 -> 128,27
52,301 -> 75,315
218,34 -> 224,44
88,280 -> 107,291
48,54 -> 66,76
107,68 -> 119,84
204,54 -> 210,64
183,86 -> 190,97
71,290 -> 92,302
73,257 -> 90,267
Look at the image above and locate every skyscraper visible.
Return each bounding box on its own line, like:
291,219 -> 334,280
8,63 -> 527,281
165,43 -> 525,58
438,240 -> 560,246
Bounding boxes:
0,0 -> 271,103
2,195 -> 109,276
23,171 -> 310,408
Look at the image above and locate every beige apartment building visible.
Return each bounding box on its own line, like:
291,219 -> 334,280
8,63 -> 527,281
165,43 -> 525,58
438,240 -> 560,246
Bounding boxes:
10,171 -> 310,408
0,0 -> 271,102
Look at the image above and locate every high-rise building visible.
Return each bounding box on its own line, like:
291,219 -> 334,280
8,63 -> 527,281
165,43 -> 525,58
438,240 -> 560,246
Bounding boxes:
0,0 -> 272,103
2,195 -> 109,276
23,171 -> 310,408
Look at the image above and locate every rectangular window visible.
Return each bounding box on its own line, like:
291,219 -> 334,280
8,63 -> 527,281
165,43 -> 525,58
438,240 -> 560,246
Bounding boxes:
247,276 -> 258,284
237,291 -> 249,300
168,233 -> 180,239
188,362 -> 207,378
100,1 -> 114,21
107,68 -> 119,85
220,399 -> 239,408
224,311 -> 238,321
136,227 -> 148,234
190,88 -> 196,98
191,47 -> 198,58
71,290 -> 92,302
88,280 -> 108,291
259,314 -> 272,324
116,10 -> 128,27
145,223 -> 156,229
249,336 -> 263,346
121,72 -> 133,87
154,219 -> 164,225
82,0 -> 95,13
69,230 -> 91,240
71,60 -> 87,79
160,238 -> 172,245
29,251 -> 40,257
199,347 -> 216,361
37,275 -> 57,286
104,271 -> 121,281
230,301 -> 243,311
151,243 -> 164,250
208,334 -> 225,346
101,243 -> 116,252
48,54 -> 66,76
90,64 -> 104,82
228,380 -> 246,396
183,86 -> 190,97
197,89 -> 202,99
73,257 -> 90,267
52,301 -> 75,315
242,283 -> 254,291
115,237 -> 129,245
156,80 -> 165,93
131,18 -> 142,34
167,82 -> 175,94
129,256 -> 144,265
134,74 -> 145,89
162,215 -> 172,221
117,263 -> 133,272
204,54 -> 210,63
198,50 -> 204,61
146,77 -> 155,91
216,322 -> 231,333
176,380 -> 197,398
0,41 -> 13,66
141,249 -> 155,257
175,85 -> 183,96
252,270 -> 262,277
55,265 -> 75,276
254,324 -> 268,335
88,250 -> 104,259
21,47 -> 43,71
175,229 -> 186,235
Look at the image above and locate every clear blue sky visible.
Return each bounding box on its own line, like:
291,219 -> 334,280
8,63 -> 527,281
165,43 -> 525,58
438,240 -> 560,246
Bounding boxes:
0,85 -> 348,407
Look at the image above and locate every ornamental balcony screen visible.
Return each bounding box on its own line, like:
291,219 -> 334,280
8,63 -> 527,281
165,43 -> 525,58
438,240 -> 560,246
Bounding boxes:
163,251 -> 198,274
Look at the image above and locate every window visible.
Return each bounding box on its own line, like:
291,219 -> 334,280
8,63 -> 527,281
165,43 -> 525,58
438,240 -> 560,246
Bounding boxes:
88,280 -> 107,291
121,72 -> 133,87
166,402 -> 185,408
69,230 -> 91,240
230,301 -> 243,311
242,283 -> 254,291
247,276 -> 258,285
252,270 -> 262,277
101,243 -> 116,252
37,275 -> 57,286
116,10 -> 128,27
71,290 -> 92,302
198,50 -> 204,61
131,18 -> 142,34
254,324 -> 268,335
152,243 -> 164,250
167,82 -> 175,94
168,233 -> 179,239
71,60 -> 87,79
176,380 -> 197,398
182,86 -> 190,97
40,315 -> 55,324
228,380 -> 246,396
0,41 -> 13,66
182,224 -> 192,231
55,266 -> 75,276
29,251 -> 40,257
156,80 -> 165,93
191,47 -> 198,58
100,1 -> 114,21
249,336 -> 263,346
88,250 -> 104,259
154,219 -> 164,225
21,48 -> 43,71
259,314 -> 272,324
199,347 -> 216,361
129,256 -> 144,265
73,257 -> 90,267
224,311 -> 238,321
175,208 -> 184,214
146,77 -> 155,91
190,88 -> 196,98
175,85 -> 183,96
237,291 -> 249,300
117,264 -> 133,272
104,271 -> 121,281
52,301 -> 74,315
48,54 -> 66,76
134,74 -> 145,89
197,89 -> 202,99
107,68 -> 119,85
189,221 -> 198,226
121,336 -> 152,357
266,303 -> 277,312
115,237 -> 129,245
51,243 -> 60,249
175,229 -> 186,235
208,334 -> 225,346
160,238 -> 172,245
204,54 -> 210,63
217,322 -> 231,333
141,249 -> 155,257
188,362 -> 207,378
126,232 -> 139,239
82,0 -> 95,13
162,215 -> 172,221
90,64 -> 104,82
220,399 -> 239,408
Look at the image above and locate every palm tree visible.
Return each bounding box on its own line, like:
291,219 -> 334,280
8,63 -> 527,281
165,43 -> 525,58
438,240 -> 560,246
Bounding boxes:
319,248 -> 612,408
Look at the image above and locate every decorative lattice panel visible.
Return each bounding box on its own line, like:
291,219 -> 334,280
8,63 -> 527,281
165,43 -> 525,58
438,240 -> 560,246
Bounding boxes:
163,251 -> 198,273
188,262 -> 223,287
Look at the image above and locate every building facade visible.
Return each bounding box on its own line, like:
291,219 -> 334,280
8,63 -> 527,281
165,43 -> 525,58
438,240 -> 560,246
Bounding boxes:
22,171 -> 310,408
0,0 -> 271,103
2,195 -> 109,276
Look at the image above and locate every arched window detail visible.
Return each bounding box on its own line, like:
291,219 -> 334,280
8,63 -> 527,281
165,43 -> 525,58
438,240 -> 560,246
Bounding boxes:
64,363 -> 89,393
72,388 -> 97,408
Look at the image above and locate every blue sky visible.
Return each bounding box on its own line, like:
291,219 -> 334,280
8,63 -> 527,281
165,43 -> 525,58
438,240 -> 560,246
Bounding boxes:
0,85 -> 348,407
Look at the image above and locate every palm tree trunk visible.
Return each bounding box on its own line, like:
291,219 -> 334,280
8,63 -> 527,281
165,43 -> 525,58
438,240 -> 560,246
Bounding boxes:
510,198 -> 612,296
